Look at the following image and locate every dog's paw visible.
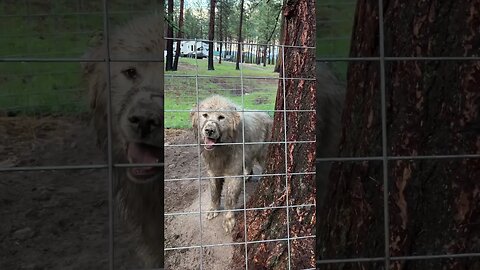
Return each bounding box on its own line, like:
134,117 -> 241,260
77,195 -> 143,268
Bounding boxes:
206,209 -> 219,220
223,213 -> 235,232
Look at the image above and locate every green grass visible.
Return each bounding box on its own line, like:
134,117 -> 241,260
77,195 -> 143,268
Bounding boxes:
165,58 -> 278,128
167,58 -> 278,78
165,89 -> 277,129
0,62 -> 87,115
316,1 -> 357,81
0,1 -> 153,116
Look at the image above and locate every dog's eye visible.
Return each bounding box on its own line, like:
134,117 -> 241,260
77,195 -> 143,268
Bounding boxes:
122,68 -> 138,80
202,113 -> 208,118
218,115 -> 225,120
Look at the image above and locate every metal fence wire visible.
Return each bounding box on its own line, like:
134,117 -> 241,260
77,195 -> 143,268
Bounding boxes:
315,1 -> 480,270
1,0 -> 317,268
1,0 -> 479,270
162,36 -> 315,270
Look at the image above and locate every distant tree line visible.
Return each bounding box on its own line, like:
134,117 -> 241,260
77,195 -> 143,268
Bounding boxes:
165,0 -> 283,71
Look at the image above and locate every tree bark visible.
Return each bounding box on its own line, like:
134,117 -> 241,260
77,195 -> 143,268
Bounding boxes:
249,43 -> 253,63
218,0 -> 223,64
251,43 -> 255,64
317,1 -> 480,269
228,38 -> 232,57
268,45 -> 271,65
263,45 -> 267,67
235,0 -> 245,70
165,0 -> 174,71
218,41 -> 223,64
274,1 -> 286,73
271,40 -> 275,66
208,0 -> 215,70
256,45 -> 261,65
173,0 -> 184,71
232,0 -> 316,269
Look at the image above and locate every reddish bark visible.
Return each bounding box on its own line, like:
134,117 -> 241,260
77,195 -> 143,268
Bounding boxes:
232,0 -> 316,269
317,1 -> 480,269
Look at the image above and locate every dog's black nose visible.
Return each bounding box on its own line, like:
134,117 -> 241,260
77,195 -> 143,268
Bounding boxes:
129,115 -> 159,138
204,128 -> 214,136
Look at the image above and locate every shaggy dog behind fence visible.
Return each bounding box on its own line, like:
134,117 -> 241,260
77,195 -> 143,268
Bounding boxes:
190,95 -> 273,232
81,15 -> 164,267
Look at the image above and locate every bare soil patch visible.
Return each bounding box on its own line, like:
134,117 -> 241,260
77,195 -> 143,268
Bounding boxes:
0,117 -> 257,270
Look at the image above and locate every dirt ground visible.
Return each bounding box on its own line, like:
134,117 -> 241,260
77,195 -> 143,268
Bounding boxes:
0,116 -> 257,270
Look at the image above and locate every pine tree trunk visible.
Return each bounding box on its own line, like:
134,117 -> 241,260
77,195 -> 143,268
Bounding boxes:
317,1 -> 480,269
218,1 -> 223,64
268,45 -> 271,65
271,41 -> 275,66
263,45 -> 267,67
274,1 -> 286,73
208,0 -> 215,70
236,0 -> 245,70
228,38 -> 232,57
172,0 -> 184,71
232,0 -> 316,269
256,45 -> 261,65
218,42 -> 223,64
165,0 -> 174,71
251,44 -> 254,64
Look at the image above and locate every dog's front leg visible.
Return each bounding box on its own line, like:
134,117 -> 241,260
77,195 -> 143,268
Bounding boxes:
223,176 -> 243,232
207,175 -> 223,220
244,165 -> 253,182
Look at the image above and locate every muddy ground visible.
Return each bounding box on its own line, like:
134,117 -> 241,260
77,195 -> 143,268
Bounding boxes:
0,116 -> 258,270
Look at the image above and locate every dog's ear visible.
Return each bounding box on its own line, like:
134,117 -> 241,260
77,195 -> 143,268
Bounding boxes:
190,105 -> 199,140
229,107 -> 242,140
81,30 -> 105,77
81,46 -> 107,111
81,45 -> 102,77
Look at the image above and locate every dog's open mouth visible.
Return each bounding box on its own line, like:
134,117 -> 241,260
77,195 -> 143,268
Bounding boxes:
204,137 -> 217,151
126,142 -> 162,182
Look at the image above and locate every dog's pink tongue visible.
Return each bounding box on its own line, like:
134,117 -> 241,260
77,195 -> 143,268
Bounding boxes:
204,137 -> 215,146
127,143 -> 158,164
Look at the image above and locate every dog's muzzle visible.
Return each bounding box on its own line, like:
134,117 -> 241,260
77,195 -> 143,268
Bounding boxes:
123,87 -> 163,183
202,121 -> 220,151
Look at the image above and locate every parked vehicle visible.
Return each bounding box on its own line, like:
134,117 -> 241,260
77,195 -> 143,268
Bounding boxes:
223,54 -> 235,62
177,41 -> 209,59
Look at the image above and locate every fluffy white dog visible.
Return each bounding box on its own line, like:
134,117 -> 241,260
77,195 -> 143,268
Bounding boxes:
190,95 -> 273,232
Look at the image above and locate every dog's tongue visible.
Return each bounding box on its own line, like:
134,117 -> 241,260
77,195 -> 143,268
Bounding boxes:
127,143 -> 159,164
204,137 -> 216,146
127,143 -> 162,177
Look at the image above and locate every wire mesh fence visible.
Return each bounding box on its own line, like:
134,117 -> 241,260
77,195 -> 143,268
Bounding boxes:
0,0 -> 160,116
2,0 -> 478,269
1,0 -> 347,268
1,0 -> 320,268
162,36 -> 316,269
315,1 -> 480,270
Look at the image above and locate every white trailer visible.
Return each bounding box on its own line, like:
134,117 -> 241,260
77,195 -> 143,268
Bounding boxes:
178,41 -> 209,58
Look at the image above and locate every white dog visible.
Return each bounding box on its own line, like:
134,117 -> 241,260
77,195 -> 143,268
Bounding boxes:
190,95 -> 273,232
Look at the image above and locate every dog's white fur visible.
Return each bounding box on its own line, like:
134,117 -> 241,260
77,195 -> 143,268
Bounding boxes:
190,95 -> 273,232
81,15 -> 164,267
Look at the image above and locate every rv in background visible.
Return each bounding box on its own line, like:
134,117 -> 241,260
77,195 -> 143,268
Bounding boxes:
172,41 -> 209,59
166,41 -> 279,64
